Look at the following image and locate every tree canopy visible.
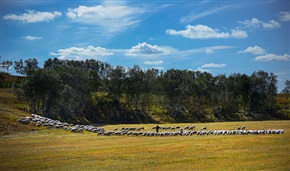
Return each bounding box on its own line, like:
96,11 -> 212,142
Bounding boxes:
10,58 -> 288,124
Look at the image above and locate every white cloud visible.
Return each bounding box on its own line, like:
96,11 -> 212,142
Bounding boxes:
238,46 -> 266,55
166,25 -> 229,39
261,20 -> 281,29
231,29 -> 248,38
254,53 -> 290,61
126,42 -> 174,57
144,60 -> 164,65
50,44 -> 232,61
238,18 -> 281,30
125,44 -> 232,59
22,35 -> 42,40
50,46 -> 113,60
200,63 -> 227,68
3,10 -> 62,23
66,3 -> 147,34
279,11 -> 290,22
238,18 -> 261,28
166,25 -> 247,39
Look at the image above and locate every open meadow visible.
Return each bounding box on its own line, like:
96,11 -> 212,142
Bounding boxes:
0,88 -> 289,170
0,121 -> 289,171
1,0 -> 290,170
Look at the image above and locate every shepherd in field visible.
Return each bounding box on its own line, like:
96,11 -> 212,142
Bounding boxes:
156,125 -> 160,133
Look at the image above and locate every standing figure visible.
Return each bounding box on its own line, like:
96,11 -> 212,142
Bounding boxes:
156,125 -> 160,133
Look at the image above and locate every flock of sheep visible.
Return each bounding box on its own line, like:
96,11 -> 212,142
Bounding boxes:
17,114 -> 104,133
17,114 -> 284,137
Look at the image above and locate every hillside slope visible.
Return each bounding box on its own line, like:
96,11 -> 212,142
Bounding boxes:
0,89 -> 40,135
0,87 -> 289,136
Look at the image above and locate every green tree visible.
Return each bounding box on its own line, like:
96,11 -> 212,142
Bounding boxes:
125,65 -> 144,112
108,66 -> 126,101
140,68 -> 159,112
25,58 -> 39,76
191,71 -> 212,117
15,69 -> 61,116
14,58 -> 39,76
162,69 -> 192,117
44,58 -> 65,70
250,71 -> 277,113
210,74 -> 227,118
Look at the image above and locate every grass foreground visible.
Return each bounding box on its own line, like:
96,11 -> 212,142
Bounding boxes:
0,121 -> 289,171
0,88 -> 289,170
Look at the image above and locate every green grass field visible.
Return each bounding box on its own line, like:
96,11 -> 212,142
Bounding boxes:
0,121 -> 289,171
0,88 -> 289,170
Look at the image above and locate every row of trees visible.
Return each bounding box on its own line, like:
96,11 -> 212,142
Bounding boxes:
10,58 -> 288,123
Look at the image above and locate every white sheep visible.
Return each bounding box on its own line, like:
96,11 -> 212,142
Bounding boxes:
70,127 -> 78,132
17,117 -> 31,124
188,126 -> 195,130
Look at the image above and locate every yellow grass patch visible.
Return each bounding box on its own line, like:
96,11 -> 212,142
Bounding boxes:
0,120 -> 289,170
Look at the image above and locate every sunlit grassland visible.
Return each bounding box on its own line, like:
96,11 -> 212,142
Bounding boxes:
0,88 -> 289,170
0,120 -> 289,171
0,89 -> 40,135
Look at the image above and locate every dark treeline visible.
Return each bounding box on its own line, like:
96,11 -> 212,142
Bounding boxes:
10,58 -> 289,124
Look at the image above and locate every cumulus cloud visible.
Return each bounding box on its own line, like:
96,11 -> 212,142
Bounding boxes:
254,53 -> 290,61
166,25 -> 229,39
144,60 -> 164,65
50,46 -> 113,60
238,18 -> 261,28
262,20 -> 281,29
22,35 -> 42,40
3,10 -> 62,23
279,11 -> 290,22
238,46 -> 266,55
126,42 -> 174,57
238,18 -> 281,30
166,25 -> 247,39
66,3 -> 147,34
231,29 -> 248,38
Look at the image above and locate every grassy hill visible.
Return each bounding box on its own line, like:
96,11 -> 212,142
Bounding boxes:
0,88 -> 289,170
0,88 -> 40,135
0,87 -> 289,136
0,72 -> 23,88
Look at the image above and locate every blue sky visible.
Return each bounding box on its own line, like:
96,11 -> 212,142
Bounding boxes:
1,0 -> 289,91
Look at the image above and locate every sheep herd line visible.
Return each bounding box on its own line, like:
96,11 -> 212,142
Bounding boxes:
17,114 -> 284,137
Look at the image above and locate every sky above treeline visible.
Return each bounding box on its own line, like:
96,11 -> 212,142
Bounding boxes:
1,0 -> 289,91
